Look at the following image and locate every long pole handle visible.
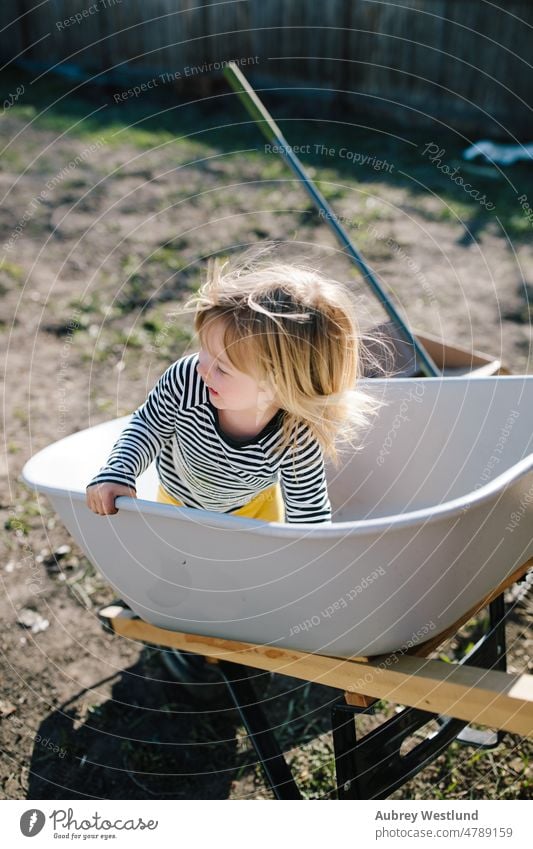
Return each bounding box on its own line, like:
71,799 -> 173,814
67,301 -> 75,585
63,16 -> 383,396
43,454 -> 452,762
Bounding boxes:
223,61 -> 440,377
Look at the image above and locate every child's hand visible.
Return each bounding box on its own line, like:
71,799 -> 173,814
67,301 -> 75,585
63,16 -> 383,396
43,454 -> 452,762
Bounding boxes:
86,482 -> 137,515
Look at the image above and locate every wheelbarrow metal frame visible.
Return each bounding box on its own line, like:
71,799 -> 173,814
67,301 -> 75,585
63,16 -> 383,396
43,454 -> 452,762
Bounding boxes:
98,557 -> 532,800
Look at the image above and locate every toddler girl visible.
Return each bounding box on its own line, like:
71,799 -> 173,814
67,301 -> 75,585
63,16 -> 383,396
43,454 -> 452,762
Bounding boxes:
86,245 -> 380,523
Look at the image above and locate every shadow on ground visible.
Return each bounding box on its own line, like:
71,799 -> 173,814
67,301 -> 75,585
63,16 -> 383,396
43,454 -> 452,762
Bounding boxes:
25,647 -> 337,799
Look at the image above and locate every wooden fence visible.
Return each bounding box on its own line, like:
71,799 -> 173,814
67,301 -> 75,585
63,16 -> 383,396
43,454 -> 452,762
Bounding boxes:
2,0 -> 532,136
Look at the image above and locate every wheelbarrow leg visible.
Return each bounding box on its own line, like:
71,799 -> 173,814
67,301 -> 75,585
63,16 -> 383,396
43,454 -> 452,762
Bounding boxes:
454,593 -> 506,748
331,593 -> 509,799
216,660 -> 302,800
332,698 -> 475,799
331,701 -> 369,799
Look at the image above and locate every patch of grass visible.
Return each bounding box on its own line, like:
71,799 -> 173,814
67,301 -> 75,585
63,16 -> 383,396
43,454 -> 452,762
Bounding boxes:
12,407 -> 28,425
5,66 -> 533,253
148,246 -> 184,270
112,254 -> 155,315
80,315 -> 193,365
0,260 -> 24,282
433,200 -> 475,224
65,556 -> 115,610
94,397 -> 114,412
315,180 -> 349,203
5,516 -> 31,535
259,159 -> 287,181
61,177 -> 88,190
283,736 -> 335,799
69,293 -> 103,315
43,315 -> 90,337
84,328 -> 141,362
157,236 -> 190,252
141,307 -> 194,360
2,67 -> 216,157
0,148 -> 27,171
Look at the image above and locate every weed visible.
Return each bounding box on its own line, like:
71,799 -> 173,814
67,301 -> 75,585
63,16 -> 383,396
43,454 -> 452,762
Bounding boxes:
0,261 -> 24,281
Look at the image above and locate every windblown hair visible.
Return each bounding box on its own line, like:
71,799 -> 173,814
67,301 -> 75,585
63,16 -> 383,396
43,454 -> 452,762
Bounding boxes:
181,243 -> 385,465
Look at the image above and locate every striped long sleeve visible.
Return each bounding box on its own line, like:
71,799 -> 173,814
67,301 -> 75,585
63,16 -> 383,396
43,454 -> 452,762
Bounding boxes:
280,424 -> 332,524
86,353 -> 332,524
87,361 -> 182,491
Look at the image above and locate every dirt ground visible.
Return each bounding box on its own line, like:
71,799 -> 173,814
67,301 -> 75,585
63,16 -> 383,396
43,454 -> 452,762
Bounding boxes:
1,68 -> 532,800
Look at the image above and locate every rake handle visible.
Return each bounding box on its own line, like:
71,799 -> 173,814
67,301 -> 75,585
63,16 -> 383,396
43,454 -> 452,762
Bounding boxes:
223,61 -> 441,377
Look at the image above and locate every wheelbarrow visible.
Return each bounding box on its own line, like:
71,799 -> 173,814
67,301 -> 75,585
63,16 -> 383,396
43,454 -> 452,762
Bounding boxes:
22,372 -> 533,798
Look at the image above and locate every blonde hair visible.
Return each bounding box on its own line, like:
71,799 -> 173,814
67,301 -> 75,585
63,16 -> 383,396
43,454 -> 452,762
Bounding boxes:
181,243 -> 384,465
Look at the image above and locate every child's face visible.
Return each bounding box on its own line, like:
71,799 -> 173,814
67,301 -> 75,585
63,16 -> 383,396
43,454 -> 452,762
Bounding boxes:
196,320 -> 276,416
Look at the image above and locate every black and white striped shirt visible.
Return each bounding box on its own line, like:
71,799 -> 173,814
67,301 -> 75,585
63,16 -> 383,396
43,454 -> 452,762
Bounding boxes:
87,353 -> 332,524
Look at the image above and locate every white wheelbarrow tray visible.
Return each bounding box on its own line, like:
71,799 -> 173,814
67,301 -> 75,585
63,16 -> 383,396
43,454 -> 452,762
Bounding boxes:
22,375 -> 533,658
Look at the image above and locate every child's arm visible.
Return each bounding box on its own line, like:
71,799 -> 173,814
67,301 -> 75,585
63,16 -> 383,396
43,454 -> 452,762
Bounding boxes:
86,360 -> 183,496
279,426 -> 332,524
